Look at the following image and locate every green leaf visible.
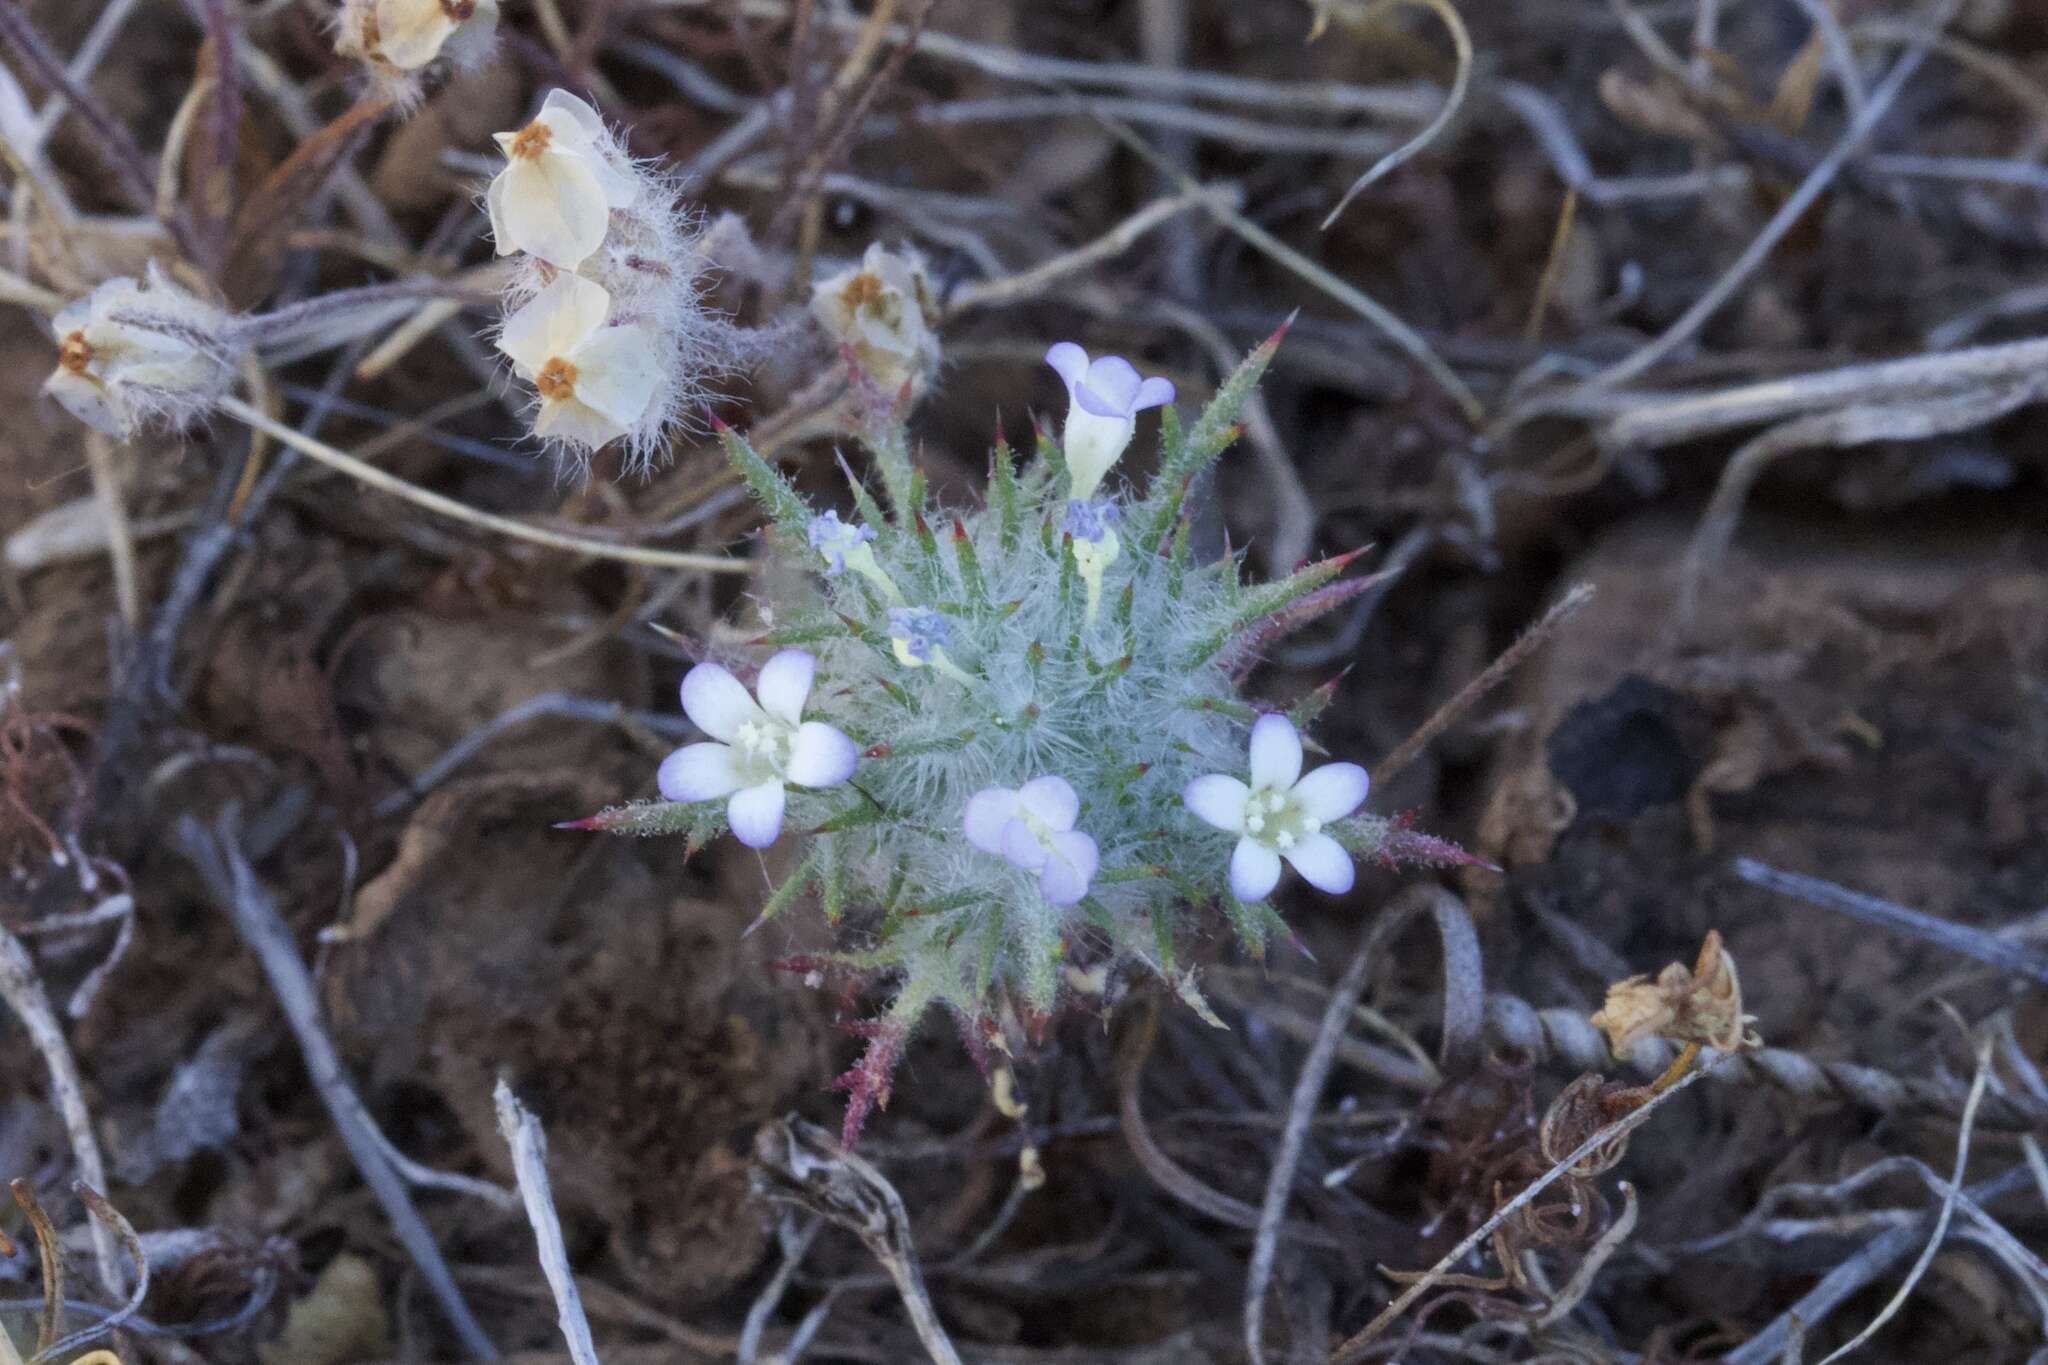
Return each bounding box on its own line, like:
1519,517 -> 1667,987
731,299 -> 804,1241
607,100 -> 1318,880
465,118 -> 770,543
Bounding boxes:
752,851 -> 820,929
952,521 -> 988,607
717,421 -> 811,534
1183,549 -> 1364,667
861,425 -> 919,520
1140,331 -> 1283,544
990,437 -> 1021,548
556,799 -> 710,838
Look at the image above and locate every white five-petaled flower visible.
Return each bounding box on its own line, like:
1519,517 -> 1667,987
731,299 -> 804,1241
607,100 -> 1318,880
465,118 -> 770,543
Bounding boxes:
487,89 -> 640,267
1044,343 -> 1175,501
1183,713 -> 1369,902
338,0 -> 498,71
496,274 -> 659,450
657,650 -> 859,849
43,269 -> 233,439
964,777 -> 1099,906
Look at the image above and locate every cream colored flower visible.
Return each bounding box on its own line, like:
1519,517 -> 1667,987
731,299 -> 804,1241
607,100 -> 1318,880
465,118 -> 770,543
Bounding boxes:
337,0 -> 498,72
496,275 -> 659,450
42,269 -> 233,440
487,90 -> 639,267
810,243 -> 940,396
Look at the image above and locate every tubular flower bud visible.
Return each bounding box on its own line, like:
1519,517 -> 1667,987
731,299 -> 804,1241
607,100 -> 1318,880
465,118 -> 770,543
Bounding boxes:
1044,342 -> 1174,500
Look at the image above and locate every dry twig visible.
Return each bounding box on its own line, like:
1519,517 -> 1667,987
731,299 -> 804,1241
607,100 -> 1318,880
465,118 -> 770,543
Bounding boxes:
174,809 -> 498,1359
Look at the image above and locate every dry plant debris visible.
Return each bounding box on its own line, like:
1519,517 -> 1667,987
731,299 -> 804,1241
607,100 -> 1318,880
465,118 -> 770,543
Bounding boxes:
1,0 -> 2045,1361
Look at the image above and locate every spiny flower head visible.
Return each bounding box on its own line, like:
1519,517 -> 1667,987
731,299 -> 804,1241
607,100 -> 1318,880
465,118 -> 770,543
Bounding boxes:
573,327 -> 1463,1144
42,266 -> 239,440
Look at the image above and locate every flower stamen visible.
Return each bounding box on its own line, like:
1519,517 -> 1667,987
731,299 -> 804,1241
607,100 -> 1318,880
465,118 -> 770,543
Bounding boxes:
57,331 -> 93,374
535,356 -> 578,401
508,120 -> 553,160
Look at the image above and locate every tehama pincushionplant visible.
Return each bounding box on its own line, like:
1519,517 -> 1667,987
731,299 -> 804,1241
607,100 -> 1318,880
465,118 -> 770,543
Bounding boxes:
571,331 -> 1472,1145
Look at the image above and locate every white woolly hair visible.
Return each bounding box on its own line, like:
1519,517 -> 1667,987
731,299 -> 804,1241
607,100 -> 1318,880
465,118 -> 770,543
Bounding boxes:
497,154 -> 738,478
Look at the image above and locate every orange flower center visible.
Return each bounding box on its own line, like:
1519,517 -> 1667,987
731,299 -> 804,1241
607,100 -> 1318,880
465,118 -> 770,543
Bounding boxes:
508,121 -> 553,161
58,330 -> 94,374
839,272 -> 885,310
536,357 -> 578,401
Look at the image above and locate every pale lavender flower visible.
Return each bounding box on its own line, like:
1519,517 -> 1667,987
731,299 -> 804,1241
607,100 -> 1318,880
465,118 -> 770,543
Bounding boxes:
1061,498 -> 1121,544
1044,342 -> 1175,500
886,607 -> 949,663
808,509 -> 877,577
657,650 -> 858,848
964,776 -> 1099,906
1183,713 -> 1368,902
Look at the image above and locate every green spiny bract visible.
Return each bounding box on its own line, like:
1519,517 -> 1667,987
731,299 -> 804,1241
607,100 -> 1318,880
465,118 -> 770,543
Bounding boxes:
578,331 -> 1466,1144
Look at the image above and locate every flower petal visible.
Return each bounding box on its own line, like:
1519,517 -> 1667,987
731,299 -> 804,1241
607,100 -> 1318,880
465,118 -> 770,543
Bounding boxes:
680,661 -> 764,742
1044,341 -> 1089,391
565,325 -> 659,429
1291,762 -> 1369,822
726,780 -> 786,849
1000,818 -> 1049,872
1082,355 -> 1142,414
755,649 -> 816,726
656,742 -> 743,802
539,89 -> 607,145
963,788 -> 1020,855
372,0 -> 454,68
1281,832 -> 1354,895
1132,375 -> 1176,411
43,369 -> 126,438
787,721 -> 858,788
500,155 -> 608,266
1015,775 -> 1079,831
497,273 -> 607,373
1248,713 -> 1303,791
533,397 -> 625,449
1182,774 -> 1250,832
1037,829 -> 1098,905
1229,837 -> 1283,902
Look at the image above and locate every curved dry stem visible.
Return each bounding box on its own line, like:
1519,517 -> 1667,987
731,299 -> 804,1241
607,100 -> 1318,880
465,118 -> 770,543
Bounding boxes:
1813,1040 -> 1993,1364
1318,0 -> 1475,230
218,397 -> 751,575
1328,1062 -> 1713,1362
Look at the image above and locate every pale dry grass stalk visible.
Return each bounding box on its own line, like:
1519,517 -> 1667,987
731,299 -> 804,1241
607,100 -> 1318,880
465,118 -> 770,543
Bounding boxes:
218,398 -> 750,574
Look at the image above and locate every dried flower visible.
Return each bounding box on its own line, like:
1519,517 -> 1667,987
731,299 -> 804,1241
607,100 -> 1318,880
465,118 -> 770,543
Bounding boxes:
811,243 -> 940,397
495,274 -> 659,451
964,777 -> 1099,906
657,651 -> 859,848
1183,713 -> 1369,901
1590,930 -> 1756,1058
42,267 -> 236,439
487,90 -> 640,267
336,0 -> 498,72
1044,342 -> 1175,500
